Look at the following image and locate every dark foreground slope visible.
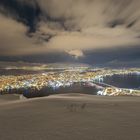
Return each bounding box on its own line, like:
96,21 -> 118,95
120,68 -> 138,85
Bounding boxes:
0,94 -> 140,140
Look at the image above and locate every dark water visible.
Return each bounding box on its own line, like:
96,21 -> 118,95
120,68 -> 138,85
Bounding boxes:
103,73 -> 140,89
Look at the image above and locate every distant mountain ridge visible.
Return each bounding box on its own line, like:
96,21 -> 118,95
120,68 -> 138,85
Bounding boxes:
0,61 -> 90,69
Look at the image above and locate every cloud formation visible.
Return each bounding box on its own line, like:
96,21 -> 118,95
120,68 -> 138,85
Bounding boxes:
0,14 -> 43,55
66,49 -> 84,59
0,0 -> 140,60
36,0 -> 140,51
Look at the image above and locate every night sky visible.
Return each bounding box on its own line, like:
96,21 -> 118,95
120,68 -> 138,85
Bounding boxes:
0,0 -> 140,67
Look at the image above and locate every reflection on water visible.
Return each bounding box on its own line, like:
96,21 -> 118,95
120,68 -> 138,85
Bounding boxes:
103,73 -> 140,89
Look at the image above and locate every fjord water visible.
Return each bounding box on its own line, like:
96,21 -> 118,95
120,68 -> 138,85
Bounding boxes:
103,73 -> 140,89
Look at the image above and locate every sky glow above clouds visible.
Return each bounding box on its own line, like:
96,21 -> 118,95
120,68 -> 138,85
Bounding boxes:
0,0 -> 140,65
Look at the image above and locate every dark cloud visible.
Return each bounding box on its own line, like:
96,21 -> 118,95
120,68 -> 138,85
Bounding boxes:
0,0 -> 41,32
0,46 -> 139,67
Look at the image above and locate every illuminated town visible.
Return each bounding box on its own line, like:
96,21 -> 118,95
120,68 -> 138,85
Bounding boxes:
0,66 -> 140,97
